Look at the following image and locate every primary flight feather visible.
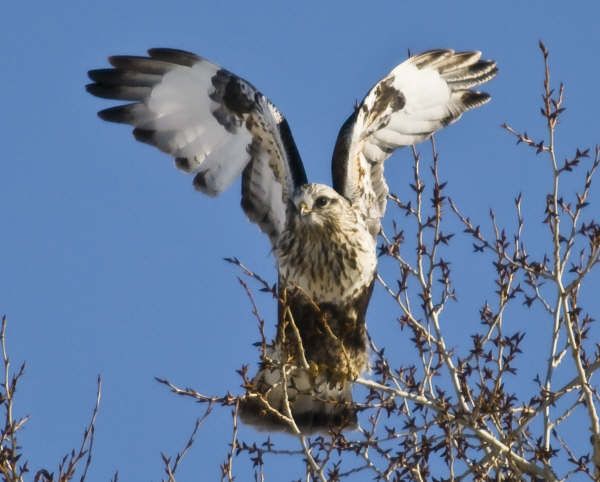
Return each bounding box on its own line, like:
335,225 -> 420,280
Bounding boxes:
87,47 -> 497,433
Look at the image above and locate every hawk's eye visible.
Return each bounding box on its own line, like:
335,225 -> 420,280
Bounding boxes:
315,196 -> 329,208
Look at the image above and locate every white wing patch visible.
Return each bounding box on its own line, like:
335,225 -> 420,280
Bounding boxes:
145,61 -> 242,162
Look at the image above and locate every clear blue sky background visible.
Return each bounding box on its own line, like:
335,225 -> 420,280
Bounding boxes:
2,1 -> 599,480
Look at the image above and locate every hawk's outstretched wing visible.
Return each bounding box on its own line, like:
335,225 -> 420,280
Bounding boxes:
87,48 -> 307,244
331,49 -> 497,236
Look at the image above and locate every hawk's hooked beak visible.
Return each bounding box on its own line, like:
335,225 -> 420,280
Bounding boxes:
299,201 -> 311,216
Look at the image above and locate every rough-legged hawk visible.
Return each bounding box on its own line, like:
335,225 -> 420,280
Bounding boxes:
87,47 -> 497,433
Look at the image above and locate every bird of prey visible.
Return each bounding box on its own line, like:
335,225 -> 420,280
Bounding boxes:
87,47 -> 497,433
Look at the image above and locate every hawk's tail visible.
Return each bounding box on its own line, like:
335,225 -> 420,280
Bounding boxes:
239,362 -> 357,434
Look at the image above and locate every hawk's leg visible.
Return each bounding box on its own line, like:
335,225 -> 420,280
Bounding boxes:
278,283 -> 373,386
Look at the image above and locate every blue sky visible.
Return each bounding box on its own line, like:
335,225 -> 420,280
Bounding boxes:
2,1 -> 599,480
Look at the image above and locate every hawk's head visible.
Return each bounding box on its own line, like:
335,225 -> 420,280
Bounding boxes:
289,184 -> 352,228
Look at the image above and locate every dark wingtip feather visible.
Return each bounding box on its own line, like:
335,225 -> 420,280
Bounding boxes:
147,48 -> 202,67
87,69 -> 104,82
98,104 -> 138,124
193,170 -> 218,196
108,55 -> 144,67
444,59 -> 498,89
132,127 -> 156,145
175,157 -> 191,172
86,83 -> 112,99
86,83 -> 150,101
471,60 -> 498,81
461,91 -> 492,110
88,68 -> 113,82
410,49 -> 453,68
108,55 -> 174,75
411,50 -> 498,90
437,51 -> 482,73
88,68 -> 161,87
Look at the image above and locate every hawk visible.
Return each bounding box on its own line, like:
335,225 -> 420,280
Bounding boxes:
87,48 -> 497,433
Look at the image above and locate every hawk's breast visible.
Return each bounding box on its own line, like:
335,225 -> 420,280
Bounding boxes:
276,212 -> 377,304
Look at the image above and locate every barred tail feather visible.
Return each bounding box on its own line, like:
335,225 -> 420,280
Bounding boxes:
239,363 -> 357,434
